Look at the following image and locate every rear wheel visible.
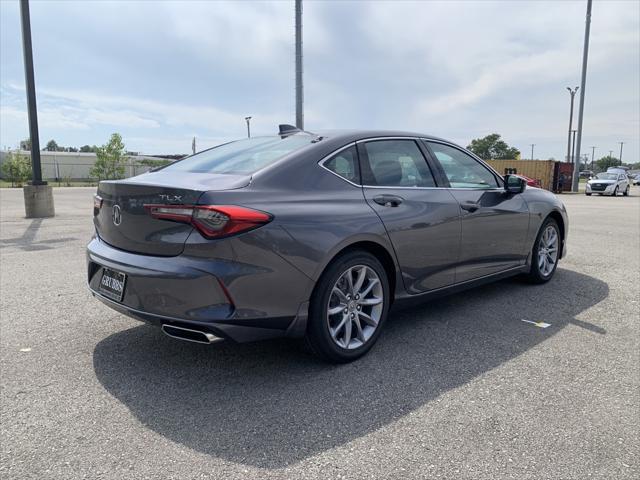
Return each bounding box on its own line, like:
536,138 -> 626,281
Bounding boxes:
524,218 -> 560,284
585,193 -> 592,196
306,251 -> 390,363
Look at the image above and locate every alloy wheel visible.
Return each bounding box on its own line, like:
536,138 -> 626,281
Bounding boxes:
538,225 -> 559,277
326,265 -> 384,349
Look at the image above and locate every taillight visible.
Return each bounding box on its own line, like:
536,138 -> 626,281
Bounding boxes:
93,195 -> 103,215
143,204 -> 272,239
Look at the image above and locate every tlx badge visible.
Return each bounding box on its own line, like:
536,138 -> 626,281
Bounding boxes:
158,194 -> 183,203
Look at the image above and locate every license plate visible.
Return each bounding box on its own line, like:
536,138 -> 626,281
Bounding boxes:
99,268 -> 127,302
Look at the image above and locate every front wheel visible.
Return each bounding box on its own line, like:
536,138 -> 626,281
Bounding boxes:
623,186 -> 630,196
613,186 -> 619,196
524,218 -> 561,284
306,251 -> 390,363
585,193 -> 592,196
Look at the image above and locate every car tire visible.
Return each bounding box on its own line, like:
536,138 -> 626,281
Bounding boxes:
585,193 -> 591,196
524,217 -> 561,284
623,186 -> 630,196
305,250 -> 390,363
613,186 -> 618,196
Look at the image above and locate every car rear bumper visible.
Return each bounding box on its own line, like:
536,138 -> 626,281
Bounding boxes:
86,236 -> 313,342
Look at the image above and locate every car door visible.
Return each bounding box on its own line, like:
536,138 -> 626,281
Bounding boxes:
424,141 -> 530,283
619,174 -> 628,191
358,138 -> 461,294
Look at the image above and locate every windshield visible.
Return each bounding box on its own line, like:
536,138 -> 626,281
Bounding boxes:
162,136 -> 315,174
595,173 -> 617,180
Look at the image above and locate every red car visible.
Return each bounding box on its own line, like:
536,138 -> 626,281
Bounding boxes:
516,175 -> 540,188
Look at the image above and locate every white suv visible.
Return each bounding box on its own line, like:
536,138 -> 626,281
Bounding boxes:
586,172 -> 630,196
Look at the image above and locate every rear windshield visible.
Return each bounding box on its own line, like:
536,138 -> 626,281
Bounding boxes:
162,136 -> 314,174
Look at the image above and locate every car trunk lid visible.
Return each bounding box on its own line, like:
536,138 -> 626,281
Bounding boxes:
95,171 -> 250,256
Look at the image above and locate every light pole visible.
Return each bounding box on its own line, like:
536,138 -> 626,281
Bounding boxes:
295,0 -> 304,129
590,146 -> 596,171
566,87 -> 579,162
245,116 -> 252,138
20,0 -> 54,217
572,0 -> 593,192
571,130 -> 577,166
609,150 -> 613,160
618,141 -> 624,164
530,144 -> 535,161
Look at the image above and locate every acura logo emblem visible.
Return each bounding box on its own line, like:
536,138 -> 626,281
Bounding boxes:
112,204 -> 122,226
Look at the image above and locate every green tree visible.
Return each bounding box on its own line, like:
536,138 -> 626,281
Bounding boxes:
90,133 -> 128,180
1,151 -> 32,187
19,138 -> 31,151
467,133 -> 521,160
80,145 -> 99,153
45,139 -> 60,152
594,155 -> 621,172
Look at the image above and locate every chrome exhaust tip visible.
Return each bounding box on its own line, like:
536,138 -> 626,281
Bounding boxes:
161,324 -> 223,345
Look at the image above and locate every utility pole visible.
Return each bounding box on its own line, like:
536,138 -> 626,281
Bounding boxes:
245,116 -> 252,138
295,0 -> 304,130
20,0 -> 54,217
609,150 -> 613,159
618,141 -> 624,164
572,0 -> 593,192
571,130 -> 577,166
590,146 -> 596,171
530,144 -> 535,161
566,87 -> 579,162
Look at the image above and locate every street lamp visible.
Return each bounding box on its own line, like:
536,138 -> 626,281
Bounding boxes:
566,87 -> 579,162
618,141 -> 624,164
245,116 -> 252,138
530,144 -> 535,161
590,146 -> 596,171
571,130 -> 577,166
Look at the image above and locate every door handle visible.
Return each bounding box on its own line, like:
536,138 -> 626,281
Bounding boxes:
460,201 -> 480,212
373,194 -> 404,207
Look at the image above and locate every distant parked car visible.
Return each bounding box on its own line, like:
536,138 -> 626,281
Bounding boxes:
579,170 -> 594,178
515,174 -> 539,188
586,172 -> 630,196
633,174 -> 640,186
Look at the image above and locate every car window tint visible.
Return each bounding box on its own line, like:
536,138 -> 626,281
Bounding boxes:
427,142 -> 499,189
361,140 -> 436,187
323,145 -> 360,183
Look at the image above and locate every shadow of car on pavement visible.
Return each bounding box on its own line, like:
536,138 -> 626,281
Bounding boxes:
93,268 -> 608,468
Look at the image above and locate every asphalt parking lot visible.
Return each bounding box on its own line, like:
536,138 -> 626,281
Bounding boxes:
1,186 -> 638,479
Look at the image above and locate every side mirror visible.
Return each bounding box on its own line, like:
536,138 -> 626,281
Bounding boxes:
504,174 -> 526,194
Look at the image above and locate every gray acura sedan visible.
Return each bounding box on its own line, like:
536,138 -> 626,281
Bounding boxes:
87,127 -> 568,362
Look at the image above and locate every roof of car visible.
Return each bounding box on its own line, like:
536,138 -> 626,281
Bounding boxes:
309,129 -> 452,144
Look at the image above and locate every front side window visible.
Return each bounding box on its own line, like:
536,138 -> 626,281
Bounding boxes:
361,140 -> 436,187
323,145 -> 360,183
162,135 -> 314,175
427,142 -> 499,189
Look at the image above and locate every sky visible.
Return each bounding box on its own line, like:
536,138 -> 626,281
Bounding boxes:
0,0 -> 638,162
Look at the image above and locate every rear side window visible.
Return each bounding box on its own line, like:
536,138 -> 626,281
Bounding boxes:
427,142 -> 499,189
162,136 -> 314,175
323,145 -> 360,184
360,140 -> 436,187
